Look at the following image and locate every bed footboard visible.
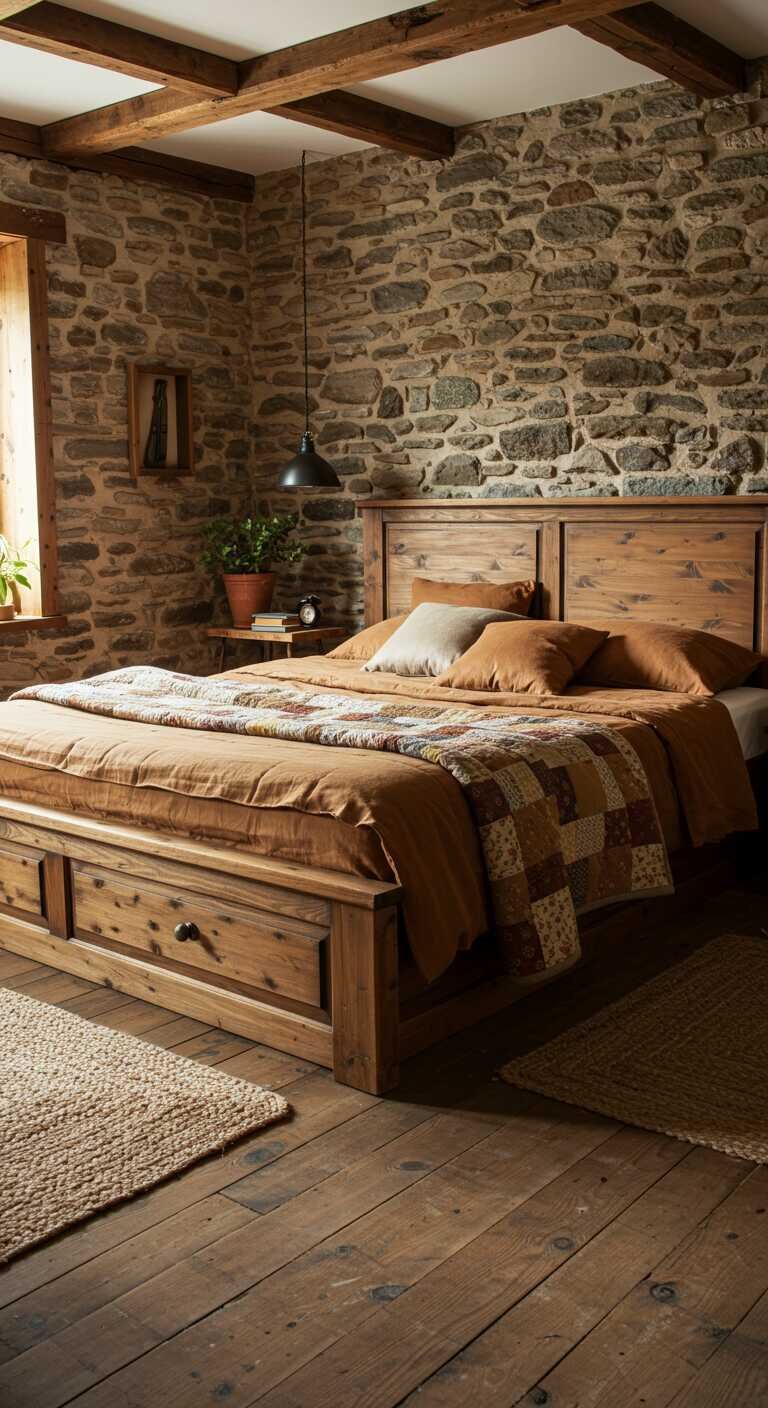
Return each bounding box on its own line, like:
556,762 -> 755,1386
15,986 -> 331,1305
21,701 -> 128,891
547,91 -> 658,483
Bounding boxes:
0,797 -> 748,1094
0,799 -> 402,1094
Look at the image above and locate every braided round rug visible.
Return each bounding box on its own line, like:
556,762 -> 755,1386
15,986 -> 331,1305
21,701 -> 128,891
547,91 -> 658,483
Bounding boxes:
0,986 -> 289,1262
502,932 -> 768,1164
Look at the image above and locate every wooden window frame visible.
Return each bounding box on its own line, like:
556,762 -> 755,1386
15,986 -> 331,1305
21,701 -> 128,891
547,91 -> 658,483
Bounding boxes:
0,201 -> 66,634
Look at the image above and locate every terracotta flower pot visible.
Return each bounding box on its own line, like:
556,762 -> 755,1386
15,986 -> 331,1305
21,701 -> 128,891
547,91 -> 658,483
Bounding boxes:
222,572 -> 275,628
0,603 -> 15,622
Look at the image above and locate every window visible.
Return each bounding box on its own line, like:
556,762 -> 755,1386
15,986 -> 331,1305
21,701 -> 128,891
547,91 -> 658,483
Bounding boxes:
0,201 -> 63,630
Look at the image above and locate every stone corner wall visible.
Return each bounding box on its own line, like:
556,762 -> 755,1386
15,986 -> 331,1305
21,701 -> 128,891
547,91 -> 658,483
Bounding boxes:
249,58 -> 768,629
0,152 -> 251,691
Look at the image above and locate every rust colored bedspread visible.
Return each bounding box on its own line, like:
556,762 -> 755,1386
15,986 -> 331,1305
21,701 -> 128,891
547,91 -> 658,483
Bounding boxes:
0,657 -> 755,979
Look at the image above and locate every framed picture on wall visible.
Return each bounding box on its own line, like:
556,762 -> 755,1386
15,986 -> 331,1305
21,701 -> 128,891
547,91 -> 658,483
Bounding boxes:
127,364 -> 194,479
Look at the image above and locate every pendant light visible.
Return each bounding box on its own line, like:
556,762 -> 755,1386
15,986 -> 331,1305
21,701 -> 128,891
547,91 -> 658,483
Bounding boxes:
278,151 -> 340,489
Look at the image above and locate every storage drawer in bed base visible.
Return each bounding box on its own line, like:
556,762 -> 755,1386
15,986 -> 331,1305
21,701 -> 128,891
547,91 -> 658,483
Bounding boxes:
0,800 -> 402,1092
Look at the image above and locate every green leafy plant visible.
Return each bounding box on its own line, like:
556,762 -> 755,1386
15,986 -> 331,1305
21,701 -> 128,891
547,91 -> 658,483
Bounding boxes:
200,514 -> 306,576
0,536 -> 34,607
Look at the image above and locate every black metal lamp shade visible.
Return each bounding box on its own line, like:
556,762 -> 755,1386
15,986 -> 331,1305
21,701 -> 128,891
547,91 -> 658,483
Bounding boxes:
279,431 -> 340,489
277,152 -> 341,492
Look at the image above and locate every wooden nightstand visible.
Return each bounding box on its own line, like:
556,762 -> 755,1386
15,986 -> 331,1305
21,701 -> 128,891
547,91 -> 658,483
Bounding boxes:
208,625 -> 347,671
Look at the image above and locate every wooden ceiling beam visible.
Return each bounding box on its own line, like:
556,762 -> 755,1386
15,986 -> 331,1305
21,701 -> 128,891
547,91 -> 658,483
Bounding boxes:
0,1 -> 238,96
270,90 -> 455,161
0,114 -> 255,201
0,196 -> 65,240
0,112 -> 39,159
78,146 -> 255,202
572,3 -> 746,97
41,0 -> 645,159
0,2 -> 456,162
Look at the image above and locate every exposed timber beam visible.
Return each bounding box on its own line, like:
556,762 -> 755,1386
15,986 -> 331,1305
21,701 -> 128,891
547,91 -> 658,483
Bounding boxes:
573,3 -> 746,97
0,87 -> 454,174
0,115 -> 255,202
0,197 -> 65,241
270,90 -> 455,161
0,3 -> 456,159
0,1 -> 238,95
41,0 -> 646,159
79,146 -> 255,202
0,113 -> 39,159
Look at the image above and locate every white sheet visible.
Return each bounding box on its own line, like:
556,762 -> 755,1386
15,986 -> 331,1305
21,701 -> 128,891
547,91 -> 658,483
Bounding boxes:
716,687 -> 768,760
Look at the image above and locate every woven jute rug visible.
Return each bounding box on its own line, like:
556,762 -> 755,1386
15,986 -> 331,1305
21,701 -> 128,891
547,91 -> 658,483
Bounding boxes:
502,933 -> 768,1164
0,986 -> 289,1262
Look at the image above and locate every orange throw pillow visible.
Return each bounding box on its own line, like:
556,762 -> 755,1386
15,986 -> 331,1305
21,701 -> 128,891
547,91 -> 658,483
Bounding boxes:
578,621 -> 765,695
436,621 -> 609,695
327,614 -> 407,662
411,576 -> 535,615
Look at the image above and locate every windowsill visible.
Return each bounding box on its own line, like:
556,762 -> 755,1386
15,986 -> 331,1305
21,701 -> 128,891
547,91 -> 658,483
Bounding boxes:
0,614 -> 68,635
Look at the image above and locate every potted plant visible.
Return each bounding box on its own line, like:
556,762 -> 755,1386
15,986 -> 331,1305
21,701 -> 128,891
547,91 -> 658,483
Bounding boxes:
201,513 -> 306,628
0,536 -> 33,621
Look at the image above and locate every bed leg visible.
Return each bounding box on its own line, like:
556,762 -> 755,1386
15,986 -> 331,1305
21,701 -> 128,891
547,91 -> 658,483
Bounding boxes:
330,902 -> 399,1094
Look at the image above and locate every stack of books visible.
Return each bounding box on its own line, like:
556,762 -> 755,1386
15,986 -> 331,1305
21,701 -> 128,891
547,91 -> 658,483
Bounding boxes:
251,610 -> 301,632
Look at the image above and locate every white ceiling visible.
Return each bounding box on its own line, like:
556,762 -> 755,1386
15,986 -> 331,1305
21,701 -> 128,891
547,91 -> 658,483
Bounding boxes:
0,0 -> 765,176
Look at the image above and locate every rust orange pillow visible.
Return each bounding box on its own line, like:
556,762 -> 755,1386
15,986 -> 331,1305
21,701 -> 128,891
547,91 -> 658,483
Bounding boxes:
436,620 -> 609,695
411,576 -> 535,615
577,621 -> 765,695
327,614 -> 407,662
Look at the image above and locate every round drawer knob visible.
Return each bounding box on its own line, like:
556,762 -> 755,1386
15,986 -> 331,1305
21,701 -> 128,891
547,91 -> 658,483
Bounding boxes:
174,920 -> 199,943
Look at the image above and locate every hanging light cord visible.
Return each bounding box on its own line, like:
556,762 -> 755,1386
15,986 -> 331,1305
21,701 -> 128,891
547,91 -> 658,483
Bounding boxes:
300,149 -> 310,437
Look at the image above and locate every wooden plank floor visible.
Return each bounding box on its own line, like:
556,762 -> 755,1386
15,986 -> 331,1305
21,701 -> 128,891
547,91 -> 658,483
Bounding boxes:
1,884 -> 767,1408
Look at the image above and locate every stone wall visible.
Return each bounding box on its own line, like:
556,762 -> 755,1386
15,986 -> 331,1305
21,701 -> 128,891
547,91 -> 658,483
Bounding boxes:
2,60 -> 768,686
0,152 -> 251,691
250,62 -> 768,629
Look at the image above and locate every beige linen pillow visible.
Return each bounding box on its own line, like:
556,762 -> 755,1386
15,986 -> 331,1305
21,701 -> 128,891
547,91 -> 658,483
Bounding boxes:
362,602 -> 523,678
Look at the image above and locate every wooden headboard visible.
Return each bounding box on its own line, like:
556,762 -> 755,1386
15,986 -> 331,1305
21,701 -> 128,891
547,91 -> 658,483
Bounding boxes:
360,497 -> 768,651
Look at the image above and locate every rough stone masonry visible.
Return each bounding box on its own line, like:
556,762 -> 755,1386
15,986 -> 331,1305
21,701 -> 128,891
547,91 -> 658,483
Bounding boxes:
1,61 -> 768,688
0,152 -> 251,690
251,62 -> 768,628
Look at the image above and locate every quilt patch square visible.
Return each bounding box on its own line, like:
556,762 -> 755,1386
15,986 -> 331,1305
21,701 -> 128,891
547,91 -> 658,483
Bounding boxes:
568,760 -> 611,819
589,845 -> 632,900
581,732 -> 621,758
566,856 -> 589,908
627,796 -> 660,845
495,919 -> 545,975
515,799 -> 561,869
468,775 -> 510,825
543,765 -> 579,825
563,813 -> 606,864
481,815 -> 525,876
526,852 -> 569,904
531,888 -> 579,966
604,806 -> 633,849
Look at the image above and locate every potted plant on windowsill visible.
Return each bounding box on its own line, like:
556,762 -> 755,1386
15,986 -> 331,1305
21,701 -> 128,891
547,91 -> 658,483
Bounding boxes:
201,514 -> 306,628
0,536 -> 33,621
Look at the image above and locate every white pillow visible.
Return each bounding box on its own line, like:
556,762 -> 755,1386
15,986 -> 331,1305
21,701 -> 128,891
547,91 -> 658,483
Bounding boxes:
362,601 -> 524,678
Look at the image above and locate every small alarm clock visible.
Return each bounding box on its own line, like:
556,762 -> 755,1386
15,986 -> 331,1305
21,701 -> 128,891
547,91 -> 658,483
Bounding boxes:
297,594 -> 321,627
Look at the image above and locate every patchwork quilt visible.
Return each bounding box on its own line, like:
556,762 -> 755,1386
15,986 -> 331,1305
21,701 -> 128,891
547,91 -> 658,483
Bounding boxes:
14,668 -> 673,977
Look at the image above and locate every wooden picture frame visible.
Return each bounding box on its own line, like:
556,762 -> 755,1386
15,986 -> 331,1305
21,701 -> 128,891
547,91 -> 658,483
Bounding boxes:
127,363 -> 193,478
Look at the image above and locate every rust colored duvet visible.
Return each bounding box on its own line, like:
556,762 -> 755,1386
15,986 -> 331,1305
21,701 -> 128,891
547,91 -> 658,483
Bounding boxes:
0,657 -> 756,979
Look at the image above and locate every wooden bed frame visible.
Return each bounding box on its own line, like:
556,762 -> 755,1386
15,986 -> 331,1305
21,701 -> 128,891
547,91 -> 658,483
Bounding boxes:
1,495 -> 766,1093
